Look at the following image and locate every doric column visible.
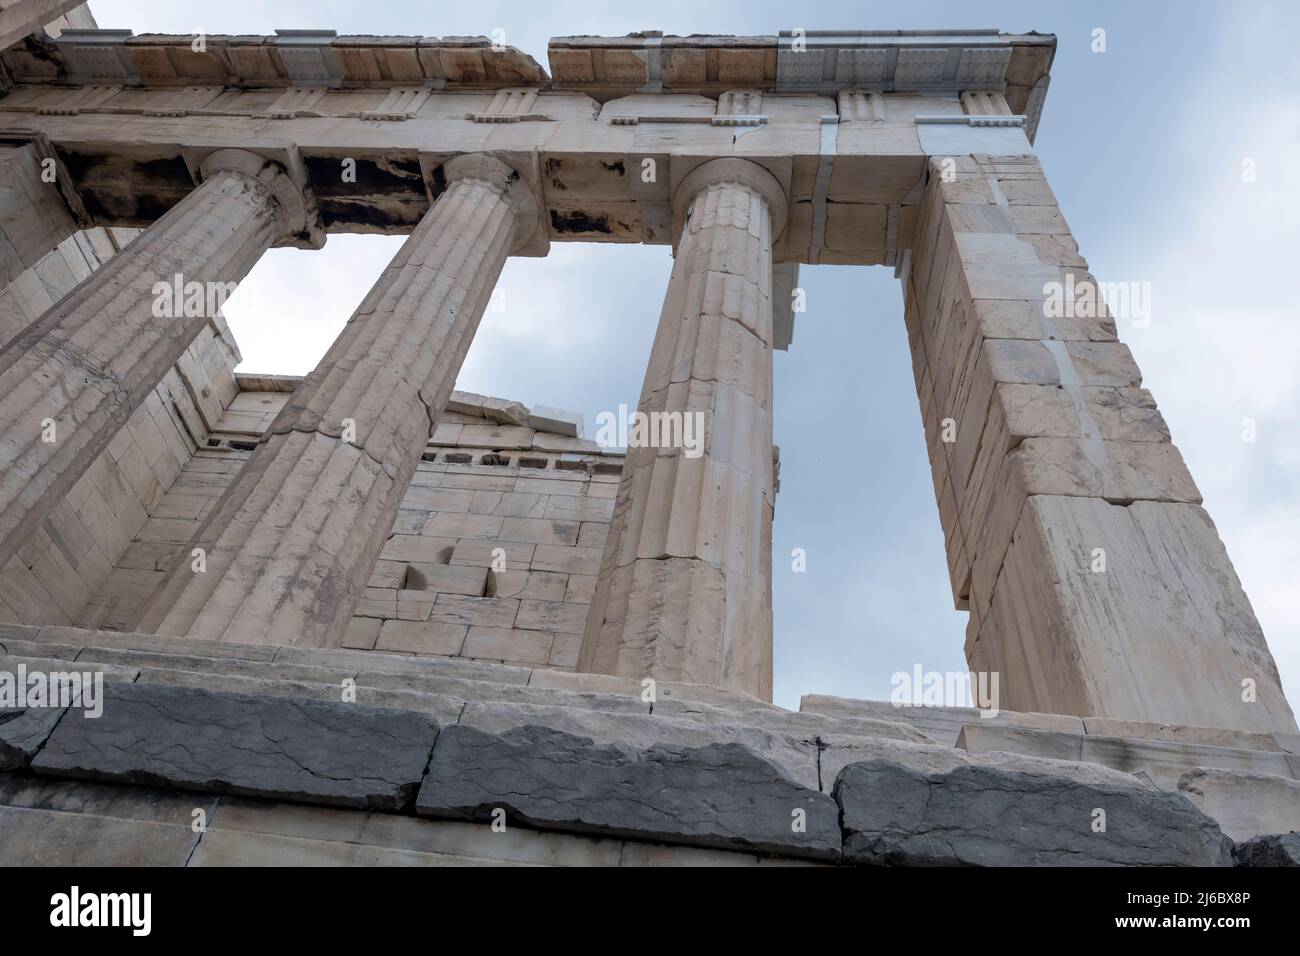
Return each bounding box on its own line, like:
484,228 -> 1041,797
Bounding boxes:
135,154 -> 540,646
0,148 -> 307,572
906,153 -> 1296,733
0,139 -> 81,289
577,159 -> 785,700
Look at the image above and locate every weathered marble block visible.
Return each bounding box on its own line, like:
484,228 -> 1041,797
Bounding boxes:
416,723 -> 841,859
32,683 -> 439,810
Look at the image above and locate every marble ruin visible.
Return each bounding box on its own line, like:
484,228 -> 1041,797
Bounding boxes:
0,4 -> 1296,866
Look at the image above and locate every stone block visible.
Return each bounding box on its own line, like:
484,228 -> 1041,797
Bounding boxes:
799,695 -> 1084,748
516,598 -> 587,634
201,796 -> 625,867
1177,768 -> 1300,842
1083,717 -> 1282,753
405,562 -> 489,597
481,397 -> 532,426
427,594 -> 519,629
499,516 -> 580,546
457,700 -> 818,789
1233,833 -> 1300,867
1073,727 -> 1293,789
531,433 -> 600,454
445,391 -> 488,416
462,626 -> 554,665
0,705 -> 66,770
459,424 -> 536,450
32,683 -> 439,811
957,722 -> 1084,762
529,403 -> 585,437
0,801 -> 197,868
486,569 -> 567,601
835,758 -> 1233,866
376,620 -> 467,656
417,724 -> 840,859
0,776 -> 203,866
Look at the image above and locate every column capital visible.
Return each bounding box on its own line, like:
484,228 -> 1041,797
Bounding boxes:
195,147 -> 324,249
434,153 -> 542,255
672,158 -> 787,243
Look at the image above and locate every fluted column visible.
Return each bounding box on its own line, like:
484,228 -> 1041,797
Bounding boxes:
0,148 -> 307,572
0,140 -> 80,290
578,159 -> 786,700
135,154 -> 541,646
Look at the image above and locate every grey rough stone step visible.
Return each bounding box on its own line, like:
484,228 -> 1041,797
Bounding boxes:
32,625 -> 279,661
0,639 -> 82,660
1,706 -> 66,770
32,682 -> 439,811
655,697 -> 935,746
529,669 -> 777,713
818,731 -> 1152,795
417,724 -> 841,860
800,694 -> 1084,747
22,624 -> 538,689
131,661 -> 645,726
459,699 -> 821,790
273,645 -> 532,685
0,654 -> 139,684
358,668 -> 650,715
1233,833 -> 1300,867
957,721 -> 1300,790
835,758 -> 1234,867
131,666 -> 465,726
74,646 -> 357,686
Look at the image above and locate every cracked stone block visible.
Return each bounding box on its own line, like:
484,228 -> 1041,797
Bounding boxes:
416,724 -> 841,859
482,397 -> 531,426
0,706 -> 67,770
31,683 -> 438,811
528,404 -> 584,437
834,758 -> 1234,867
446,391 -> 489,416
1233,833 -> 1300,867
1177,767 -> 1300,842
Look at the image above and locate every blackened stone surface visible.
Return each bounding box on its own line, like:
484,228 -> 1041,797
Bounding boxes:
1234,833 -> 1300,867
31,683 -> 437,811
416,724 -> 841,859
0,707 -> 67,770
835,759 -> 1234,867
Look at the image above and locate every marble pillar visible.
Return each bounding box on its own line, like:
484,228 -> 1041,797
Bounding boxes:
0,148 -> 307,573
135,154 -> 540,646
578,159 -> 785,700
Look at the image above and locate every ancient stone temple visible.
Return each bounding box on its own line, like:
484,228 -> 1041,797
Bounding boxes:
0,4 -> 1296,867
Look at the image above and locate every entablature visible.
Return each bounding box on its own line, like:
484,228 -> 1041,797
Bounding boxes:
0,29 -> 1055,267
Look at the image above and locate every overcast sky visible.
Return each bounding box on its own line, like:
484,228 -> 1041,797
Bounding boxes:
91,0 -> 1300,712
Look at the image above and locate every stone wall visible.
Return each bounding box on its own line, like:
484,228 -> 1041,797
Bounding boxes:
52,377 -> 624,670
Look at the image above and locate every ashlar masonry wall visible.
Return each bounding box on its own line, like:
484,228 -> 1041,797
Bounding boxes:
76,381 -> 623,672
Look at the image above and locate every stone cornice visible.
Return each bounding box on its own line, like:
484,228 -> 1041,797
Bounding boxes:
548,30 -> 1055,141
2,28 -> 1054,141
1,29 -> 549,90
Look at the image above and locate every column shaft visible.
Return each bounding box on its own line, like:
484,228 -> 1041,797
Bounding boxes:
0,141 -> 79,288
578,160 -> 783,700
905,153 -> 1296,733
135,155 -> 533,646
0,153 -> 294,572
